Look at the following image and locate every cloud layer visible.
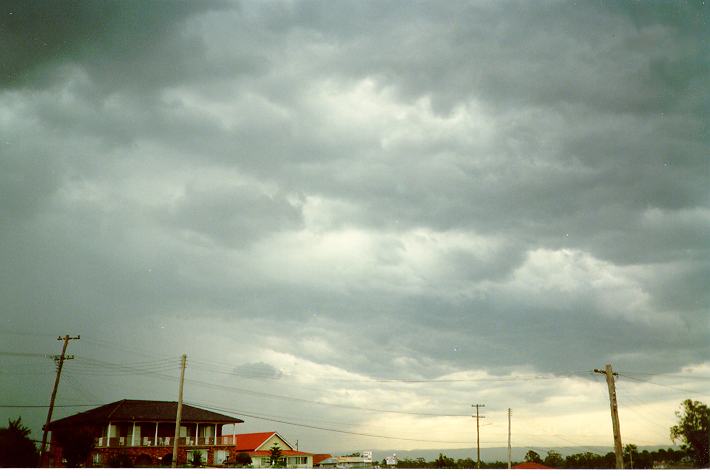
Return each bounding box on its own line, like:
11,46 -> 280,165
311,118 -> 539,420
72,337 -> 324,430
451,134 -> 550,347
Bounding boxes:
1,0 -> 707,452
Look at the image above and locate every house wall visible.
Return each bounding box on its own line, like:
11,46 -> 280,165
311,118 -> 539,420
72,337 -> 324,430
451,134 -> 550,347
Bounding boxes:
49,423 -> 232,467
91,445 -> 230,467
288,455 -> 313,468
257,434 -> 291,451
249,454 -> 312,468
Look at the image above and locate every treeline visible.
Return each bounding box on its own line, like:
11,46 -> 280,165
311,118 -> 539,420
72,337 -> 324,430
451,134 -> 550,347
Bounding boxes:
539,447 -> 691,469
394,447 -> 692,469
394,455 -> 507,469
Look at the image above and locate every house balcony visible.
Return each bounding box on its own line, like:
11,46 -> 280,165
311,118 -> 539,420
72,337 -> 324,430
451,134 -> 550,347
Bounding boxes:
95,435 -> 235,448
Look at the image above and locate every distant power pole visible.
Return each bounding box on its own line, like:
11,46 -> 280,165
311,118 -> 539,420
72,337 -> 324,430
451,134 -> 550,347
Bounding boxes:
507,408 -> 512,469
472,404 -> 486,469
594,363 -> 623,469
39,334 -> 80,467
172,354 -> 187,468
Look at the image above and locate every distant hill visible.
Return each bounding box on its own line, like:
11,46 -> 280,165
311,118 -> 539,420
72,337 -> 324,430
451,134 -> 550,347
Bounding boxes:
359,446 -> 679,463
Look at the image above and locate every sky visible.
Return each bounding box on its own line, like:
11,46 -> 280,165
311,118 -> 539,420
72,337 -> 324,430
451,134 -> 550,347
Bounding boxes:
1,0 -> 708,458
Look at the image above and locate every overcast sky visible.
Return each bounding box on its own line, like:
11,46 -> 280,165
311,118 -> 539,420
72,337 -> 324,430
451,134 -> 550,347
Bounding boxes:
1,0 -> 708,457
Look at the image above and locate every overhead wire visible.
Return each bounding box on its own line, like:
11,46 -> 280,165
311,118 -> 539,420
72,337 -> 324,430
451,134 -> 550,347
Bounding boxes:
618,371 -> 710,381
61,358 -> 473,417
618,373 -> 708,397
5,341 -> 685,447
67,356 -> 180,376
0,351 -> 54,358
0,404 -> 102,408
79,336 -> 174,360
188,400 -> 481,445
188,357 -> 594,384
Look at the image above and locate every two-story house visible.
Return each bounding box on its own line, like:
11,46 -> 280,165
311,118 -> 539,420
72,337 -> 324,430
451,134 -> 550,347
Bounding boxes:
46,399 -> 243,467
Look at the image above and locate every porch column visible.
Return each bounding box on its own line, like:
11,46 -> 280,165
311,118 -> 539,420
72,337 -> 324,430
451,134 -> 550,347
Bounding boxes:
155,422 -> 159,446
131,422 -> 136,447
214,424 -> 218,445
107,422 -> 111,447
232,424 -> 236,445
195,423 -> 199,445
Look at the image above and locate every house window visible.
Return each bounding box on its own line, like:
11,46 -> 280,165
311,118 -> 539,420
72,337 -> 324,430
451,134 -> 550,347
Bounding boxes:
92,453 -> 102,466
290,456 -> 307,465
215,450 -> 229,465
261,457 -> 271,466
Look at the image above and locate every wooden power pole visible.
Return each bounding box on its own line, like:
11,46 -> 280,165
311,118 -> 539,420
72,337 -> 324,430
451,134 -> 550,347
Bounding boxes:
472,404 -> 485,469
39,334 -> 79,467
172,354 -> 187,468
507,408 -> 512,469
594,363 -> 623,469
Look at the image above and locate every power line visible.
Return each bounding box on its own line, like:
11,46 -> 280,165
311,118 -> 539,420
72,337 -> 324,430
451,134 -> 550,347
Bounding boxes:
0,404 -> 102,408
182,375 -> 471,417
80,337 -> 174,361
617,371 -> 710,381
64,362 -> 473,417
0,330 -> 59,338
0,351 -> 54,358
618,374 -> 709,397
188,400 -> 477,445
188,357 -> 593,384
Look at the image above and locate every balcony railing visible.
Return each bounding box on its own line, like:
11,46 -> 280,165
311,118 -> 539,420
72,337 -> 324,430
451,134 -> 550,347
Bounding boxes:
95,435 -> 232,448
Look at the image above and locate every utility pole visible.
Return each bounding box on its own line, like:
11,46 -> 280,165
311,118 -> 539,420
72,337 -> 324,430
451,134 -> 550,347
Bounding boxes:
472,404 -> 485,469
39,334 -> 79,467
594,363 -> 623,469
507,408 -> 512,469
172,354 -> 187,468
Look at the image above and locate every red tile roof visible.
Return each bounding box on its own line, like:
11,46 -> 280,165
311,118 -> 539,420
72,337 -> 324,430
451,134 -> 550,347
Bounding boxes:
513,462 -> 552,469
313,454 -> 332,465
222,432 -> 279,451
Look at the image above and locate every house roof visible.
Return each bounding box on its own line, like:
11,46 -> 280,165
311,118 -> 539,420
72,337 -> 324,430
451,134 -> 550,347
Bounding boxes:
220,431 -> 294,452
513,462 -> 552,469
233,432 -> 277,451
46,399 -> 243,429
313,454 -> 333,465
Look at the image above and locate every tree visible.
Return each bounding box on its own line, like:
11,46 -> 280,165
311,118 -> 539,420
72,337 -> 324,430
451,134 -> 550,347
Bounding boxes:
190,450 -> 203,467
0,417 -> 39,467
524,450 -> 543,464
434,453 -> 455,468
670,399 -> 709,468
624,444 -> 638,469
269,443 -> 283,467
562,451 -> 613,469
456,457 -> 475,469
543,450 -> 563,468
234,452 -> 252,467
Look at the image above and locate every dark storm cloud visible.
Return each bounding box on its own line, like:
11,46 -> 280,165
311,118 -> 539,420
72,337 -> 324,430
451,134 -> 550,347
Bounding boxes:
233,361 -> 283,379
1,0 -> 228,90
164,184 -> 303,247
1,1 -> 708,434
